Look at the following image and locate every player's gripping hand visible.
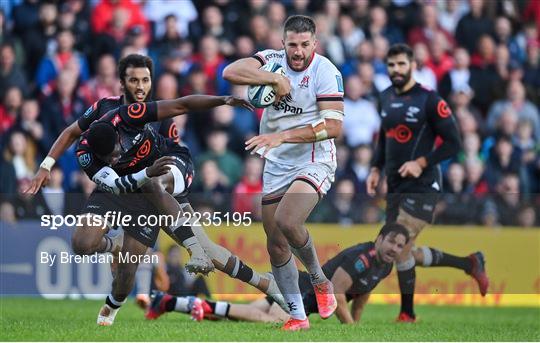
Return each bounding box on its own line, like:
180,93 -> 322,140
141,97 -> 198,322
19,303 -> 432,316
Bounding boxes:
146,156 -> 176,177
245,132 -> 284,158
366,168 -> 380,196
271,74 -> 291,104
25,168 -> 50,194
224,95 -> 255,111
398,160 -> 424,178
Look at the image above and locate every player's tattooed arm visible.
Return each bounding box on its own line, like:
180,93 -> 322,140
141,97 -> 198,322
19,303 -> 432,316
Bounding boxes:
331,267 -> 355,324
155,95 -> 253,121
351,292 -> 370,323
26,121 -> 83,194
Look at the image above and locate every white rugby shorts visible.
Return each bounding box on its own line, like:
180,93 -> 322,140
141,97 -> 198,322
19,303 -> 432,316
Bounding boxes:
262,159 -> 336,204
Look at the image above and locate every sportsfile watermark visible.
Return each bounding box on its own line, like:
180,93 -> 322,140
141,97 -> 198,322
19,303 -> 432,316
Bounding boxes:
40,211 -> 253,230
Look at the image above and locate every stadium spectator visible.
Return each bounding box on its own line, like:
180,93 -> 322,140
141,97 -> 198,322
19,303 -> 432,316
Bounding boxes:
311,178 -> 362,225
494,16 -> 524,63
1,131 -> 36,200
337,14 -> 365,61
0,42 -> 28,99
191,159 -> 231,213
439,47 -> 472,99
190,5 -> 235,57
517,204 -> 537,228
426,33 -> 454,82
11,0 -> 40,38
197,128 -> 243,186
0,86 -> 23,135
455,0 -> 494,54
210,106 -> 245,156
40,70 -> 87,142
484,134 -> 523,191
78,54 -> 120,105
10,99 -> 47,158
90,0 -> 150,44
464,158 -> 489,196
229,84 -> 259,140
343,144 -> 373,195
408,3 -> 455,49
232,155 -> 263,218
40,165 -> 67,216
192,35 -> 226,95
342,75 -> 380,147
469,35 -> 505,114
122,25 -> 149,57
313,14 -> 344,66
483,173 -> 522,226
0,201 -> 16,225
486,80 -> 540,139
364,5 -> 404,45
151,14 -> 186,68
249,15 -> 270,51
523,41 -> 540,104
19,1 -> 58,79
437,0 -> 468,35
143,0 -> 197,40
413,42 -> 437,90
35,29 -> 90,95
356,61 -> 380,103
436,162 -> 478,224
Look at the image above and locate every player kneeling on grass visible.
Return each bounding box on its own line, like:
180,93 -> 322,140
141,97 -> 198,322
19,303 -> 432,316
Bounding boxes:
146,223 -> 409,325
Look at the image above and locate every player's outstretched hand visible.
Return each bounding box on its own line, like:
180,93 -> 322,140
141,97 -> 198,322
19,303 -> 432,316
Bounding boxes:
147,156 -> 175,177
25,168 -> 50,195
225,96 -> 255,111
366,168 -> 380,196
272,75 -> 291,104
398,160 -> 423,178
245,133 -> 284,158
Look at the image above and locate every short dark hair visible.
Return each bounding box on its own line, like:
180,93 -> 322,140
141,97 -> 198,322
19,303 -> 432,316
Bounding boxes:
118,54 -> 154,82
87,122 -> 117,157
377,222 -> 410,244
283,15 -> 316,36
386,43 -> 414,62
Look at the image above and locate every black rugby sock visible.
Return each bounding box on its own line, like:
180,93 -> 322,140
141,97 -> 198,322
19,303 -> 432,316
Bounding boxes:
398,268 -> 416,317
424,247 -> 473,273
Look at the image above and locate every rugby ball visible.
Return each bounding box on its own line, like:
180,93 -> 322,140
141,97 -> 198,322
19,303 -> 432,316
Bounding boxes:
247,62 -> 286,108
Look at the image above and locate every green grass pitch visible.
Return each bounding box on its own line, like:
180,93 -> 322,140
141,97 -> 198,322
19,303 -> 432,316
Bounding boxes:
1,298 -> 539,341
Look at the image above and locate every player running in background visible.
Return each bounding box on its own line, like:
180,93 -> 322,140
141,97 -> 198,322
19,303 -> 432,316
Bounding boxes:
223,15 -> 344,331
366,44 -> 489,323
26,54 -> 285,325
147,223 -> 408,324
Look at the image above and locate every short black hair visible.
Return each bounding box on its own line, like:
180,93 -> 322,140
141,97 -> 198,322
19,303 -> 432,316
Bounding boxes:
283,15 -> 316,36
86,122 -> 117,157
386,43 -> 414,62
118,54 -> 154,82
377,222 -> 410,244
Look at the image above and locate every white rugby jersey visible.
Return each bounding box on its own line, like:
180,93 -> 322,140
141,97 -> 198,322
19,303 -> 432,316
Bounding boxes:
253,49 -> 344,165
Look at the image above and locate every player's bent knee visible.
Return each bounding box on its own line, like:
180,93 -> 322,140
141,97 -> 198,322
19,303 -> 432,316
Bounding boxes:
396,209 -> 427,240
274,216 -> 300,236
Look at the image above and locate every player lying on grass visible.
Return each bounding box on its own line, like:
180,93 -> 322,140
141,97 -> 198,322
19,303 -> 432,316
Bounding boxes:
147,223 -> 408,324
147,222 -> 489,324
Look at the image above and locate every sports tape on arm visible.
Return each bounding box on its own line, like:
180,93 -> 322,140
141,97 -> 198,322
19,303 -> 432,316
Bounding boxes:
92,166 -> 150,195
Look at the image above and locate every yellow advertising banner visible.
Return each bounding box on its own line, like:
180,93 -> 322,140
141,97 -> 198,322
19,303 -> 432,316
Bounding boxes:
158,224 -> 540,307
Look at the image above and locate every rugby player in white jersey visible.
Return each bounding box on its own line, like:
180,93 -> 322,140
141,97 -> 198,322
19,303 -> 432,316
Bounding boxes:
223,15 -> 345,331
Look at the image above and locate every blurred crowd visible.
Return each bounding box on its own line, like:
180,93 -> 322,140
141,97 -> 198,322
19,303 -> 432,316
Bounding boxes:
0,0 -> 539,228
